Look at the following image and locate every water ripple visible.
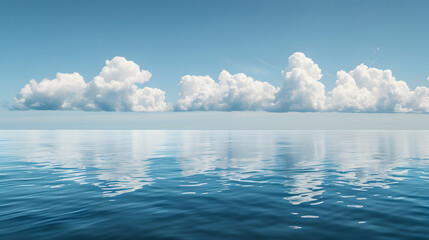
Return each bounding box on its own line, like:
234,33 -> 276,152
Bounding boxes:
0,130 -> 428,239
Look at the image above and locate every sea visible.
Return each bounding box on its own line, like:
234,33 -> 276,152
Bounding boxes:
0,130 -> 428,239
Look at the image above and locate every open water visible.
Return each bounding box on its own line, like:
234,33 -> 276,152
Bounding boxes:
0,130 -> 428,239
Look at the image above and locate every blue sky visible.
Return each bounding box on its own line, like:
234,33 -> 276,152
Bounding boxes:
2,0 -> 429,102
1,0 -> 429,128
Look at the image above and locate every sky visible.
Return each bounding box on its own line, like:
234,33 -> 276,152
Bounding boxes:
1,0 -> 429,128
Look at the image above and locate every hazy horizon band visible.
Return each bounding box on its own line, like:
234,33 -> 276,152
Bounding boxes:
2,111 -> 429,130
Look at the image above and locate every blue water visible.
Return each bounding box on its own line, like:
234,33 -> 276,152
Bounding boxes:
0,130 -> 428,239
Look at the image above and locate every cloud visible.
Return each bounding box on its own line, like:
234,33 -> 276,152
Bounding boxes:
176,70 -> 278,111
13,57 -> 169,112
326,64 -> 429,112
176,52 -> 326,112
274,52 -> 326,112
14,72 -> 87,110
406,87 -> 429,112
13,52 -> 429,113
175,52 -> 429,113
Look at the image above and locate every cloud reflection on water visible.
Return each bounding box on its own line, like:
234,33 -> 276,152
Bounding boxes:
7,130 -> 166,197
1,130 -> 428,200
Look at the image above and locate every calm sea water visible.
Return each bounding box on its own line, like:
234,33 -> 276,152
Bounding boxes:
0,130 -> 428,239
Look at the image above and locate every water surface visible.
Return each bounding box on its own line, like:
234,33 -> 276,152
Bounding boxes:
0,130 -> 428,239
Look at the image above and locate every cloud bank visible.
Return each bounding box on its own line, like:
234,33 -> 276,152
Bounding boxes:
176,52 -> 429,113
175,70 -> 279,111
13,53 -> 429,113
14,57 -> 169,112
325,64 -> 429,112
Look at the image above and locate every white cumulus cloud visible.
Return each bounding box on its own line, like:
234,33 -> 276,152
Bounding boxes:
326,64 -> 429,112
274,52 -> 326,112
272,52 -> 429,113
406,86 -> 429,112
176,70 -> 278,111
14,72 -> 87,110
13,52 -> 429,113
13,57 -> 169,112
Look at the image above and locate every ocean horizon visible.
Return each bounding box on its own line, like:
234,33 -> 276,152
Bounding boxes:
3,0 -> 429,239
